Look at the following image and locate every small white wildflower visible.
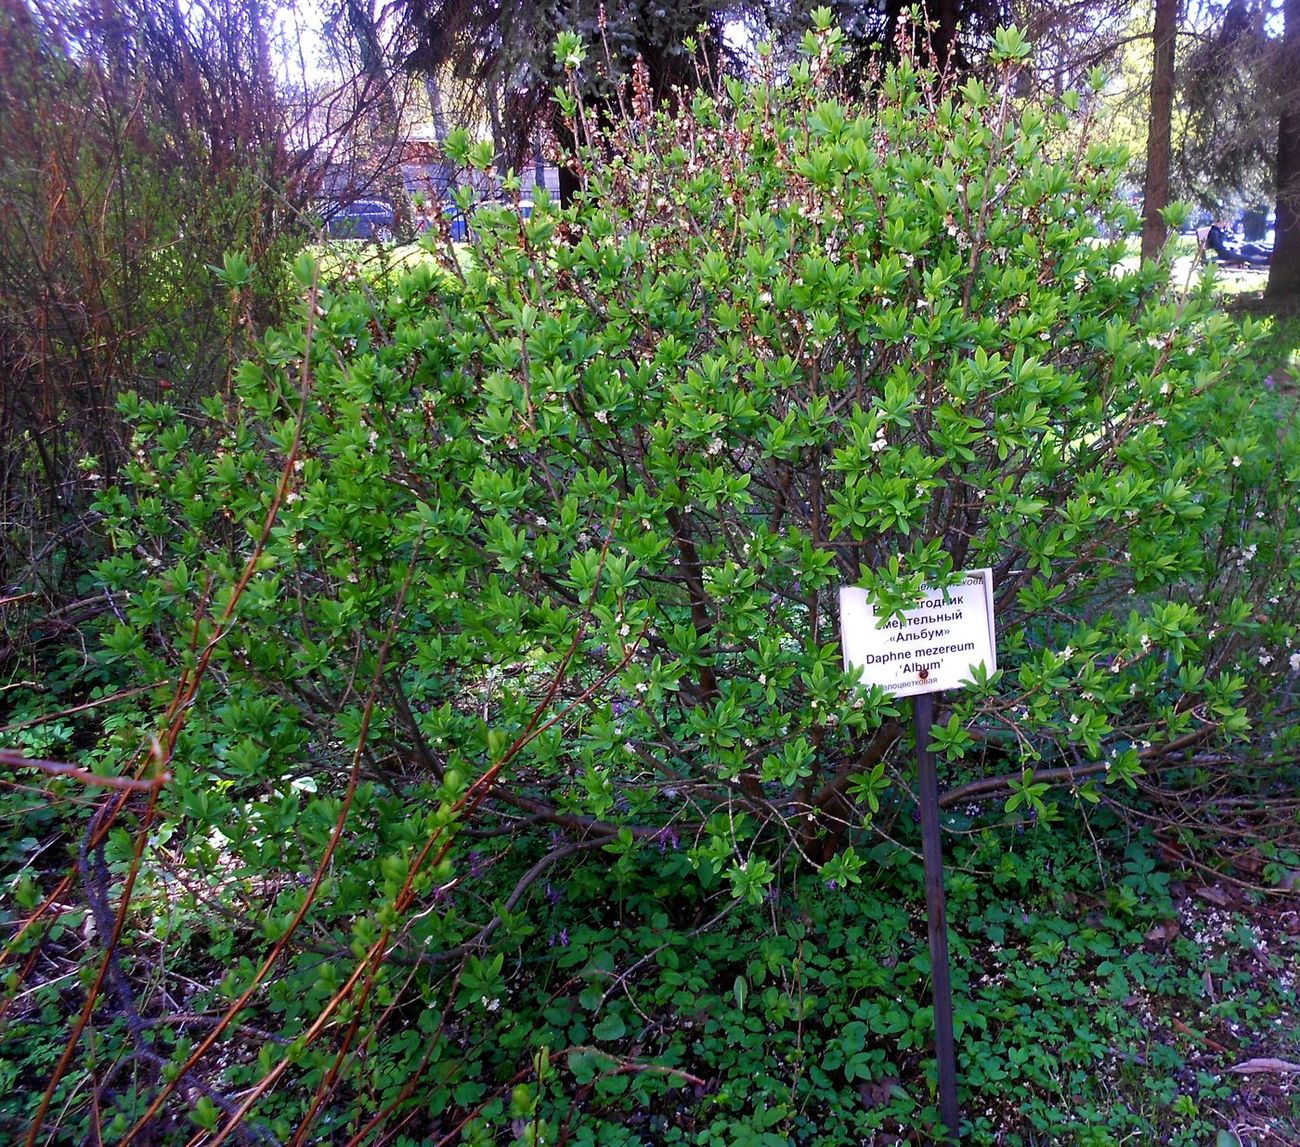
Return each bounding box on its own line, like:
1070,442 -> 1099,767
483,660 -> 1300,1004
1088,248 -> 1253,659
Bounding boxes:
1290,652 -> 1300,672
1259,651 -> 1273,667
1140,634 -> 1152,650
871,436 -> 888,454
594,410 -> 609,424
618,623 -> 631,637
635,681 -> 649,694
1060,646 -> 1074,660
1068,713 -> 1079,724
758,673 -> 768,686
1232,455 -> 1242,468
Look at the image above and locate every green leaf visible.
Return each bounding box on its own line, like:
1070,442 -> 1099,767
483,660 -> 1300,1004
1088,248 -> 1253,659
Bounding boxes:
592,1014 -> 626,1041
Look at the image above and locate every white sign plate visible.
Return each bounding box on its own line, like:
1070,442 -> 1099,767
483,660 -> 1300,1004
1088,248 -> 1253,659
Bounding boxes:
840,570 -> 996,698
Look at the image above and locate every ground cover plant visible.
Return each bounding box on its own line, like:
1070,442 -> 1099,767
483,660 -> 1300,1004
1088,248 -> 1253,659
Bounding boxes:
4,14 -> 1300,1144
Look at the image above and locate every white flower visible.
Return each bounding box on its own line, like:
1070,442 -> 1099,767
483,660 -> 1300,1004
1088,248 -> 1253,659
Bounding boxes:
1290,652 -> 1300,673
1060,646 -> 1074,660
1232,455 -> 1242,468
594,410 -> 609,424
1139,634 -> 1152,650
1259,651 -> 1273,667
618,623 -> 631,637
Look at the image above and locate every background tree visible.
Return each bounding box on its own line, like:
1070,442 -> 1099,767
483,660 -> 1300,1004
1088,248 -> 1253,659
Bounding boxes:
1267,0 -> 1300,296
1176,0 -> 1277,209
763,0 -> 1014,84
1141,0 -> 1177,258
397,0 -> 742,199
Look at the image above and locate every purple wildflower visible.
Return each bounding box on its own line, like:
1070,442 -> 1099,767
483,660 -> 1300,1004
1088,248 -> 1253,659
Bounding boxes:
655,827 -> 679,853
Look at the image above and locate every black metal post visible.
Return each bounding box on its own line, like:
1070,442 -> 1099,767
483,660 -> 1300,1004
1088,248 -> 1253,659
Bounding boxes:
914,691 -> 961,1143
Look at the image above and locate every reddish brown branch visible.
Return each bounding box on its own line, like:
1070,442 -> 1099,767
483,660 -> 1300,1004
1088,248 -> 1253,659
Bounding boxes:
0,749 -> 168,793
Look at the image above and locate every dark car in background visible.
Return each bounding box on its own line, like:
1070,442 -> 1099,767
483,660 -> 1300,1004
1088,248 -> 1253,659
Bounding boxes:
324,199 -> 394,241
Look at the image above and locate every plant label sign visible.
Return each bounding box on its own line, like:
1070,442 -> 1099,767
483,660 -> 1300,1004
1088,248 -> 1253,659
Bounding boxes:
840,570 -> 996,697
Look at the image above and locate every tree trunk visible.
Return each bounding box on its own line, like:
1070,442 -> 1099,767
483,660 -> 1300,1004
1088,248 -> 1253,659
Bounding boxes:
931,0 -> 960,71
1267,0 -> 1300,299
1141,0 -> 1177,261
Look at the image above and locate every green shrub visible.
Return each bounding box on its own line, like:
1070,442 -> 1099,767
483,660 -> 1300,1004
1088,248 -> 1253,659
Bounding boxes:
31,18 -> 1300,1139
